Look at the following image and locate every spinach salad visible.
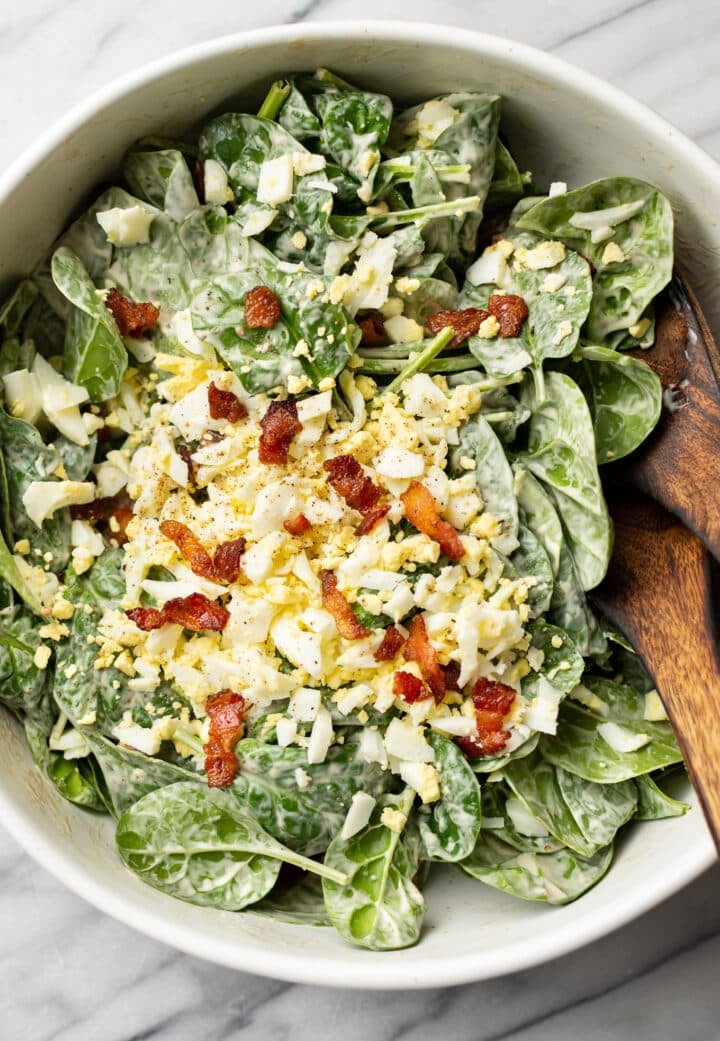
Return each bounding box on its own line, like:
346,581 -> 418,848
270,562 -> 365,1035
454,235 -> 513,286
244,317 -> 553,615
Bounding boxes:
0,70 -> 686,951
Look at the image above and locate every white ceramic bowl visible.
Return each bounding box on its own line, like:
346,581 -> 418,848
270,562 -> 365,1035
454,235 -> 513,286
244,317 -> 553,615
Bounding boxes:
0,22 -> 716,989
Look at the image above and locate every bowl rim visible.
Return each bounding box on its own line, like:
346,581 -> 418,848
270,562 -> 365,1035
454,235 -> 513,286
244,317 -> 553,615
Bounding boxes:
0,19 -> 716,988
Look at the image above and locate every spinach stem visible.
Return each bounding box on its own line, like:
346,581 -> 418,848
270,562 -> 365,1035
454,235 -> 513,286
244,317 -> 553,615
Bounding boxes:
532,363 -> 546,403
314,67 -> 355,90
371,195 -> 481,232
257,80 -> 292,121
381,328 -> 455,395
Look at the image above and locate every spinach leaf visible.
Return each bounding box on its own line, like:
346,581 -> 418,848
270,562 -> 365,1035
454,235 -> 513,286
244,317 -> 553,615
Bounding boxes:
481,782 -> 564,854
549,541 -> 607,657
232,737 -> 389,856
541,678 -> 682,782
523,619 -> 585,698
418,731 -> 482,862
53,551 -> 129,729
513,466 -> 563,576
0,527 -> 42,614
634,773 -> 689,820
562,344 -> 662,464
57,186 -> 144,281
469,732 -> 540,774
277,80 -> 322,140
451,413 -> 518,554
511,523 -> 554,617
54,432 -> 97,481
486,139 -> 528,208
87,733 -> 200,817
462,230 -> 592,377
0,407 -> 71,572
251,871 -> 330,927
51,247 -> 127,402
322,788 -> 425,951
516,177 -> 673,343
122,148 -> 200,221
0,280 -> 39,338
115,782 -> 348,911
459,831 -> 613,904
109,213 -> 194,312
0,607 -> 53,729
478,386 -> 530,444
24,721 -> 108,812
191,252 -> 358,393
314,86 -> 393,192
520,371 -> 611,591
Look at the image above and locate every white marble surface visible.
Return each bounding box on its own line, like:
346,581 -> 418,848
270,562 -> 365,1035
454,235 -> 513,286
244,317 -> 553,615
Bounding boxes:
2,1 -> 720,1037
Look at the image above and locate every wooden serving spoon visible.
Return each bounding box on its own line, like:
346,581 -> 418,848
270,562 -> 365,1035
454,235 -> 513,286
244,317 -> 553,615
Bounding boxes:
592,490 -> 720,854
620,278 -> 720,560
593,278 -> 720,854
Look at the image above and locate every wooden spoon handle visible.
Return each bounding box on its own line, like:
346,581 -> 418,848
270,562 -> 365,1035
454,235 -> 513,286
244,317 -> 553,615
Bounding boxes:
621,283 -> 720,562
593,496 -> 720,854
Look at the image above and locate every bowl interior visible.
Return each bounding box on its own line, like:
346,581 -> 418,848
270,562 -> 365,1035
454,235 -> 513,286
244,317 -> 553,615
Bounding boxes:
0,23 -> 716,988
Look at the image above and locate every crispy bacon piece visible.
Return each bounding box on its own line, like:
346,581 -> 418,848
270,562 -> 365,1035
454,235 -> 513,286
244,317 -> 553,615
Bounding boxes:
400,481 -> 465,561
126,606 -> 165,631
393,671 -> 431,704
208,382 -> 248,423
213,538 -> 246,583
374,626 -> 405,662
320,570 -> 370,640
355,503 -> 391,536
283,513 -> 312,536
358,310 -> 388,347
126,592 -> 229,633
162,593 -> 229,632
488,294 -> 529,338
258,399 -> 302,465
244,285 -> 281,329
404,614 -> 446,702
443,660 -> 462,693
105,288 -> 160,338
71,490 -> 135,545
455,678 -> 516,758
159,519 -> 216,581
176,443 -> 196,486
204,689 -> 247,788
323,455 -> 383,515
426,307 -> 489,347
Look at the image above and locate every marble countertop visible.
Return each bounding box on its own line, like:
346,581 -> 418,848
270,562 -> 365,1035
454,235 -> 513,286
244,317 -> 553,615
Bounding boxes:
2,1 -> 720,1038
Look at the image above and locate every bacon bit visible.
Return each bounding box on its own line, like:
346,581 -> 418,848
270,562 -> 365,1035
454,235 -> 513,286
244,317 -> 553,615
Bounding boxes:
112,508 -> 134,546
355,503 -> 391,536
426,307 -> 490,347
258,399 -> 302,465
358,310 -> 388,347
105,288 -> 160,338
176,443 -> 196,485
455,678 -> 516,758
283,513 -> 312,536
162,593 -> 229,632
204,689 -> 247,788
244,285 -> 281,329
393,671 -> 431,704
404,614 -> 446,702
374,626 -> 405,662
71,490 -> 135,545
127,592 -> 229,633
400,481 -> 465,561
320,570 -> 370,640
126,606 -> 165,631
213,538 -> 246,583
208,382 -> 248,423
324,455 -> 383,515
488,294 -> 529,338
443,660 -> 462,693
159,519 -> 216,581
192,159 -> 205,203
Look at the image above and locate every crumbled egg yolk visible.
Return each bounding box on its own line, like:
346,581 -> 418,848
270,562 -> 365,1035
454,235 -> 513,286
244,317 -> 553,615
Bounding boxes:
92,365 -> 539,801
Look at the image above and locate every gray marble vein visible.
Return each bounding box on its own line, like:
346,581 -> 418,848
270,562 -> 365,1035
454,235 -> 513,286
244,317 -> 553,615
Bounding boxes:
2,2 -> 720,1038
